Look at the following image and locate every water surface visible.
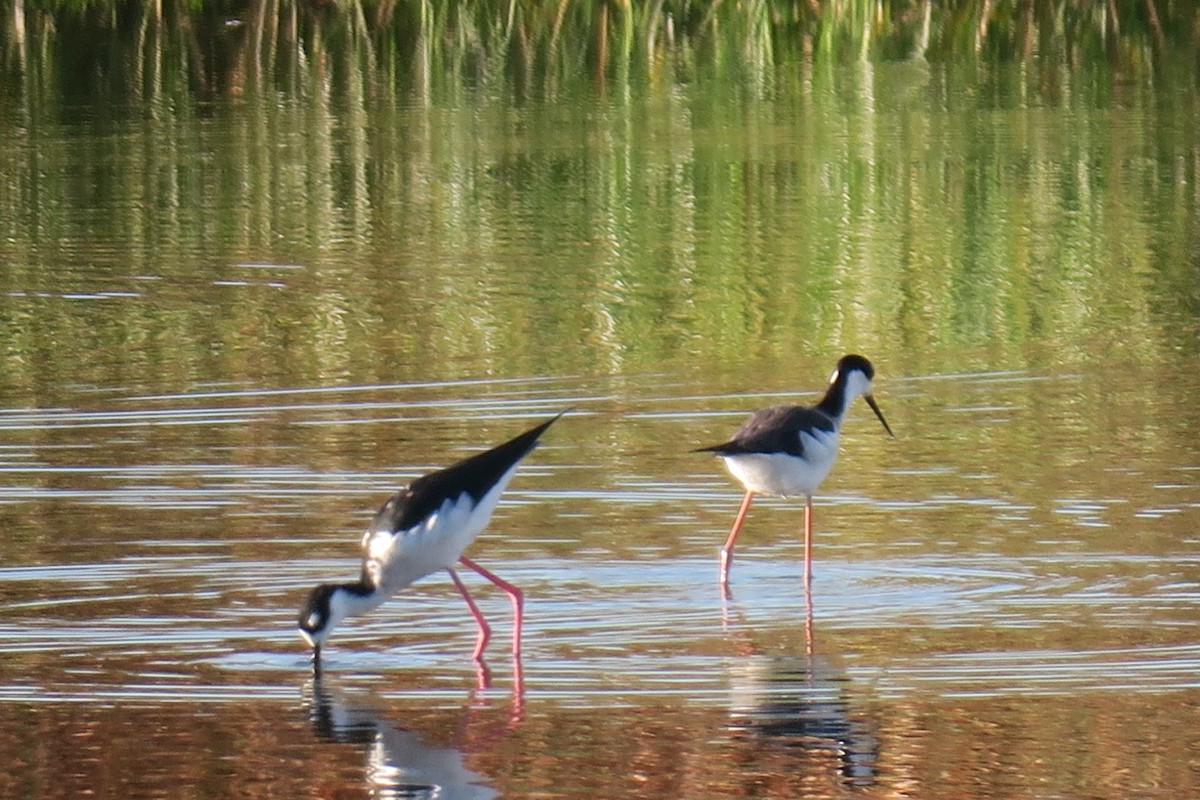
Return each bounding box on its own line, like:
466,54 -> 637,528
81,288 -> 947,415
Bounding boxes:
1,7 -> 1199,799
2,364 -> 1198,798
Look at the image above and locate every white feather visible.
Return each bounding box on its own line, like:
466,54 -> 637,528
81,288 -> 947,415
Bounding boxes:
363,459 -> 523,595
722,426 -> 840,498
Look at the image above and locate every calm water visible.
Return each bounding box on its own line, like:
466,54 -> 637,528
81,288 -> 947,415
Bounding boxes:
2,7 -> 1200,800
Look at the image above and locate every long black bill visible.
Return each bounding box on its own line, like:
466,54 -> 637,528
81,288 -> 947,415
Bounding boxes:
865,395 -> 894,438
311,643 -> 323,679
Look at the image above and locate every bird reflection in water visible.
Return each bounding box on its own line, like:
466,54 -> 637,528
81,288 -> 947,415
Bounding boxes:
722,592 -> 879,790
305,676 -> 521,800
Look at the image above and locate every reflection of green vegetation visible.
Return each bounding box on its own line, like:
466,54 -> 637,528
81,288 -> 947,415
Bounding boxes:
0,1 -> 1196,403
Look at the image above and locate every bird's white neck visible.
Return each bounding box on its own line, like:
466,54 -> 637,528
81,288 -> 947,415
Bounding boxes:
329,583 -> 389,627
819,369 -> 873,427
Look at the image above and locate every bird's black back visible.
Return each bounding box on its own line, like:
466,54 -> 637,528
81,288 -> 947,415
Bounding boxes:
368,413 -> 562,535
695,404 -> 834,458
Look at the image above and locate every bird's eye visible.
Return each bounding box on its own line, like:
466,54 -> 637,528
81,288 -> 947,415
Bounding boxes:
305,612 -> 323,630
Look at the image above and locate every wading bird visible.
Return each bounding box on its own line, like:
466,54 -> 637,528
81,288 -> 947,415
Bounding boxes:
696,355 -> 893,588
298,413 -> 562,676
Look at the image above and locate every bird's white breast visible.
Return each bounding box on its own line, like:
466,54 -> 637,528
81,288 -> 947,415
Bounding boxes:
723,427 -> 839,498
362,460 -> 522,594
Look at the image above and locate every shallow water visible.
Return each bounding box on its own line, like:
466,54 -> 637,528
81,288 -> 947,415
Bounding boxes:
3,7 -> 1200,797
1,365 -> 1198,798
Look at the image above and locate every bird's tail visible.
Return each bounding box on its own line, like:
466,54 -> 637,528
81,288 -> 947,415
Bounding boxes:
692,442 -> 737,455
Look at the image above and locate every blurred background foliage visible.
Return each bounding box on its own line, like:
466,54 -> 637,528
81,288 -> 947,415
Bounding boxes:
3,0 -> 1197,103
0,0 -> 1197,402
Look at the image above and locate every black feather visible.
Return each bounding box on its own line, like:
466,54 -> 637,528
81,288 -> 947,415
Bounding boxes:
368,412 -> 563,535
694,405 -> 834,458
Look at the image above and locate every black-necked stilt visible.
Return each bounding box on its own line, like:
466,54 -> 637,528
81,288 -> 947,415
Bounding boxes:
696,354 -> 893,588
298,413 -> 563,675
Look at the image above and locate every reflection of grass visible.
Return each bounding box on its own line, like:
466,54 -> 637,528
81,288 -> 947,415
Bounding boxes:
0,1 -> 1196,402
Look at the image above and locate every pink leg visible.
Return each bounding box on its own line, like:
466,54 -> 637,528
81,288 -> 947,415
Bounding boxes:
459,556 -> 524,659
720,491 -> 755,585
802,495 -> 814,590
448,567 -> 491,661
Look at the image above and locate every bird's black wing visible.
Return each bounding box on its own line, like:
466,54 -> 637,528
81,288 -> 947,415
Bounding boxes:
694,404 -> 834,458
368,412 -> 563,535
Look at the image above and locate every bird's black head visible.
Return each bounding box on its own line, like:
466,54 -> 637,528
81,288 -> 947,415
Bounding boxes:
297,579 -> 378,655
830,354 -> 893,438
834,354 -> 875,382
298,583 -> 338,646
